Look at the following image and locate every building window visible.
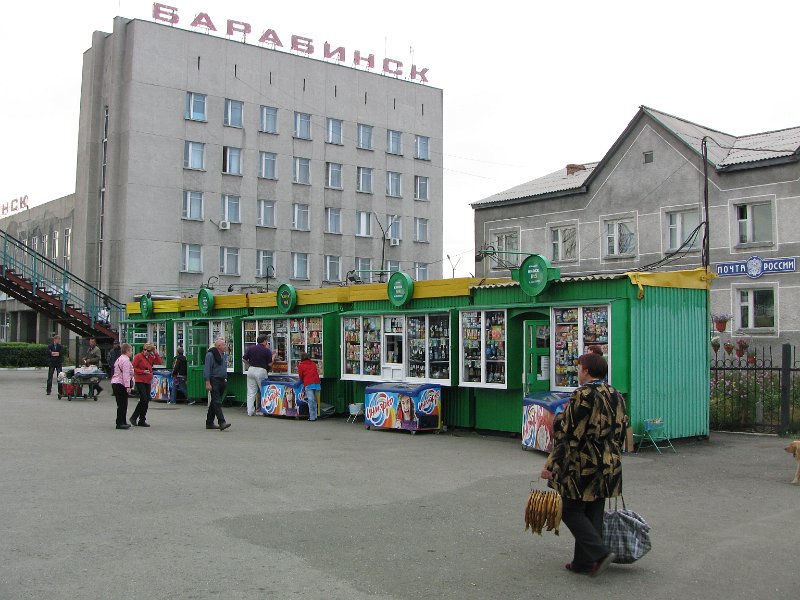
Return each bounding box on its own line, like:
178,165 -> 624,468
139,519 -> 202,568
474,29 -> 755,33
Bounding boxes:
415,218 -> 429,242
357,123 -> 373,150
183,141 -> 205,170
294,111 -> 312,139
292,252 -> 309,279
222,146 -> 242,175
415,135 -> 430,160
357,167 -> 373,193
260,105 -> 278,133
737,203 -> 772,245
41,234 -> 48,259
224,99 -> 243,127
738,287 -> 775,329
51,230 -> 59,260
326,162 -> 343,189
551,226 -> 577,262
605,219 -> 636,257
31,236 -> 38,254
63,228 -> 71,268
293,157 -> 310,184
355,257 -> 373,283
292,203 -> 310,230
325,255 -> 341,282
386,260 -> 401,273
219,246 -> 240,275
386,215 -> 402,240
643,151 -> 654,164
325,207 -> 341,234
257,250 -> 274,278
327,118 -> 343,144
181,243 -> 202,272
182,190 -> 203,220
258,152 -> 277,179
493,230 -> 520,268
387,129 -> 402,155
414,262 -> 428,281
414,175 -> 429,201
257,199 -> 275,227
356,211 -> 372,237
185,92 -> 206,121
386,171 -> 402,197
667,209 -> 700,251
221,194 -> 241,223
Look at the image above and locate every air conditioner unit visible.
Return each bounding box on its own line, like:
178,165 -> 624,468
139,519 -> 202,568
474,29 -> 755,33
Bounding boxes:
218,220 -> 230,230
389,238 -> 400,247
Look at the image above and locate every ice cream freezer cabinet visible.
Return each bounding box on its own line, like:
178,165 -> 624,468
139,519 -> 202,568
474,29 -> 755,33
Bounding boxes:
259,375 -> 316,419
364,382 -> 442,433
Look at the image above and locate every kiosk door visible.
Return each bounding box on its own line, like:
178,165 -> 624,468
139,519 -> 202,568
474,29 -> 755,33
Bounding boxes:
524,320 -> 550,395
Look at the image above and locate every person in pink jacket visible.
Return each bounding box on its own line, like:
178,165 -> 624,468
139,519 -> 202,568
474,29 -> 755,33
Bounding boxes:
111,343 -> 135,429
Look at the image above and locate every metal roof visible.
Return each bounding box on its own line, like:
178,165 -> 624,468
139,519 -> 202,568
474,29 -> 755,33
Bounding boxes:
471,163 -> 597,207
469,272 -> 627,290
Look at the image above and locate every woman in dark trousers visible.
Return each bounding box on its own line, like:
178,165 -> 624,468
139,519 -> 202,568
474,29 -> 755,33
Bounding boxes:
540,351 -> 627,577
111,343 -> 134,429
130,342 -> 162,427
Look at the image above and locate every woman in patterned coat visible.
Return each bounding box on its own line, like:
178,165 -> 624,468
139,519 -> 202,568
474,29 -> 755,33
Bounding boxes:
540,351 -> 627,577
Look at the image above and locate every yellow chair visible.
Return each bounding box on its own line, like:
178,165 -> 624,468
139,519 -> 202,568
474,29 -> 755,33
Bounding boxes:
636,418 -> 676,454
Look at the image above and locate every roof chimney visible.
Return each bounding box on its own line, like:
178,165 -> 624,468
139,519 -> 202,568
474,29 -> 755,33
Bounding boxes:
566,164 -> 586,176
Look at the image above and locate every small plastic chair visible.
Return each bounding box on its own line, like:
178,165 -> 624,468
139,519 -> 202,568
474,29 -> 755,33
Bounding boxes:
347,403 -> 364,423
636,418 -> 676,454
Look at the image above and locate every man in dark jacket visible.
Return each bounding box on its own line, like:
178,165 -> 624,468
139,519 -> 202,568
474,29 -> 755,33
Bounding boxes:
106,341 -> 122,377
170,347 -> 188,404
203,338 -> 231,430
46,334 -> 65,395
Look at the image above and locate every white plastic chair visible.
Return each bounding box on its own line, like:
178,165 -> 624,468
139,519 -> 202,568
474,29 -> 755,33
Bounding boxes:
347,403 -> 364,423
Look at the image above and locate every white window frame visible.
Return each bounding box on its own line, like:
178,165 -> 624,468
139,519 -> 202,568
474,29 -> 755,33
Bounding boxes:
51,230 -> 59,260
414,262 -> 428,281
357,167 -> 373,193
184,141 -> 205,170
257,199 -> 275,228
293,157 -> 311,184
736,201 -> 773,246
355,257 -> 373,283
260,105 -> 278,133
292,203 -> 310,231
185,92 -> 207,121
258,151 -> 277,179
386,171 -> 402,197
386,260 -> 401,273
221,194 -> 241,223
326,162 -> 343,189
222,146 -> 242,175
327,118 -> 343,144
325,207 -> 342,234
294,111 -> 312,140
324,255 -> 341,282
224,98 -> 243,127
181,243 -> 202,273
414,175 -> 429,201
386,215 -> 402,240
292,252 -> 309,280
666,209 -> 700,252
604,217 -> 636,258
387,129 -> 402,155
182,190 -> 203,220
256,250 -> 274,278
414,217 -> 429,243
415,135 -> 430,160
219,246 -> 240,275
492,229 -> 520,268
551,225 -> 577,262
735,285 -> 776,331
356,211 -> 372,237
357,123 -> 373,150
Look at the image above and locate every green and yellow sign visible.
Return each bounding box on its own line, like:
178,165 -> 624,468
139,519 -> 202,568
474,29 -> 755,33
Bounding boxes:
198,288 -> 214,315
387,271 -> 414,307
517,254 -> 560,297
139,295 -> 153,318
277,283 -> 297,314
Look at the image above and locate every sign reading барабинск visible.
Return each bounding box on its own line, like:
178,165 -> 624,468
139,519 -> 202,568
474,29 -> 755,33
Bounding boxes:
152,4 -> 431,83
715,256 -> 796,279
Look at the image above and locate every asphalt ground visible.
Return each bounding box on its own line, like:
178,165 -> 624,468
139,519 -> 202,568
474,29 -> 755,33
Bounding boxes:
1,369 -> 797,600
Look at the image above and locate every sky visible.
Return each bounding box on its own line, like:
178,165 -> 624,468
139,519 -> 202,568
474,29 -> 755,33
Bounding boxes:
2,0 -> 799,277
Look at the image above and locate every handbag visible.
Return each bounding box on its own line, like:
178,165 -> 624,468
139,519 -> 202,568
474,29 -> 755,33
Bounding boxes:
602,496 -> 651,564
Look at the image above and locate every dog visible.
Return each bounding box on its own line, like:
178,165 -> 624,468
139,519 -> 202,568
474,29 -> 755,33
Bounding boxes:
785,441 -> 800,484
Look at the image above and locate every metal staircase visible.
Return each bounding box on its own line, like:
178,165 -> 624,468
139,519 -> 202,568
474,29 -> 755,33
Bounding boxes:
0,228 -> 123,341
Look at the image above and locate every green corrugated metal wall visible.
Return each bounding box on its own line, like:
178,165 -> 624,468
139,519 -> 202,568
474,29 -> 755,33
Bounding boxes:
629,286 -> 709,438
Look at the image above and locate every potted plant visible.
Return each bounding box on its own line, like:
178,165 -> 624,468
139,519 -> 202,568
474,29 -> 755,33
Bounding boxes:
735,338 -> 749,358
723,340 -> 735,355
746,348 -> 757,365
710,336 -> 720,354
711,312 -> 733,333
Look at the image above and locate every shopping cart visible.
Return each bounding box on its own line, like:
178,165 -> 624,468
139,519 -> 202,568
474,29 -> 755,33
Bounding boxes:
57,370 -> 107,401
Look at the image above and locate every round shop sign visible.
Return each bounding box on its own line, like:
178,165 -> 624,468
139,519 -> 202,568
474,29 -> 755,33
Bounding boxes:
388,271 -> 414,307
277,283 -> 297,314
139,295 -> 153,318
519,254 -> 555,297
198,288 -> 214,315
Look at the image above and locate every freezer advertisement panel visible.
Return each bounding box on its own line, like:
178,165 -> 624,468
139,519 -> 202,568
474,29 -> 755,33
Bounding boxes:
150,370 -> 173,400
365,387 -> 441,431
260,380 -> 310,417
522,394 -> 569,452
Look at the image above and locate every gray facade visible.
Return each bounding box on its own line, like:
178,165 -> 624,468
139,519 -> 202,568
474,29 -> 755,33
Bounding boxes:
473,106 -> 800,351
74,17 -> 443,301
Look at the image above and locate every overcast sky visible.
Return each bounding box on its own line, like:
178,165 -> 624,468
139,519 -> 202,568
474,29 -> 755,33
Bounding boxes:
2,0 -> 798,276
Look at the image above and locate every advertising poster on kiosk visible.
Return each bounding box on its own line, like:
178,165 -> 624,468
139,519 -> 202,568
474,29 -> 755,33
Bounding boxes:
150,369 -> 173,401
364,383 -> 441,432
260,376 -> 313,418
522,392 -> 571,452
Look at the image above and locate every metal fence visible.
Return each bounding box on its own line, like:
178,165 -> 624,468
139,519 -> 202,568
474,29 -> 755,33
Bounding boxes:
710,344 -> 800,434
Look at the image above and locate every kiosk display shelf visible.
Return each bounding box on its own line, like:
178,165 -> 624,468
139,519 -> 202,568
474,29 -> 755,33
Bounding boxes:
459,309 -> 507,387
551,305 -> 610,390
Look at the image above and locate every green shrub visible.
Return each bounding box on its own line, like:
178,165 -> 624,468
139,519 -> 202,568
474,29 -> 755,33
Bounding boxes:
0,343 -> 50,367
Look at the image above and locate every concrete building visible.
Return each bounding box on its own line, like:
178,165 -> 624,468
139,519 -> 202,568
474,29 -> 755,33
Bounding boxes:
472,106 -> 800,351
